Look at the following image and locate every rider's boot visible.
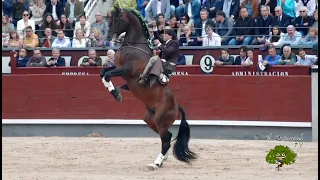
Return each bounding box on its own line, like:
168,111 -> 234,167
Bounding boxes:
137,56 -> 158,86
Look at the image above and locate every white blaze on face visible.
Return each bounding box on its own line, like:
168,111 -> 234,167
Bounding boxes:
102,78 -> 115,92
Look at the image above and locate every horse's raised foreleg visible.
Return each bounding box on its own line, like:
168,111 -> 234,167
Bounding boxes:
101,67 -> 129,102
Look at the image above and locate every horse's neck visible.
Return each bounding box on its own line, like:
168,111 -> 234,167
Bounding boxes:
123,27 -> 147,45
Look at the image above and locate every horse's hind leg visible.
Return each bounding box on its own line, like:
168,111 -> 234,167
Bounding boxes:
147,109 -> 176,170
101,67 -> 129,102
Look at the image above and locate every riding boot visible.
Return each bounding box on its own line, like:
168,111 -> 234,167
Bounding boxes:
137,56 -> 158,86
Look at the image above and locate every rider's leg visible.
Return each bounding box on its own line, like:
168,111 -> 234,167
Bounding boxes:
137,56 -> 159,85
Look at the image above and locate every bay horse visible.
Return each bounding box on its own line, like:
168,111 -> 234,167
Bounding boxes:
100,7 -> 197,170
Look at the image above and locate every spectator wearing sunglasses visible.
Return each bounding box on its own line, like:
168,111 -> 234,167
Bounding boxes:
22,26 -> 39,48
17,10 -> 36,38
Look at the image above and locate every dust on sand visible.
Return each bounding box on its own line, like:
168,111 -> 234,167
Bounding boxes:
2,137 -> 318,180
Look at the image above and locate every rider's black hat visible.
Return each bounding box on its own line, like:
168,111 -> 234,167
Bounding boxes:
164,29 -> 177,40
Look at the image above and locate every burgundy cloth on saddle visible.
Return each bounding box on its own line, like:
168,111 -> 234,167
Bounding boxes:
149,58 -> 164,77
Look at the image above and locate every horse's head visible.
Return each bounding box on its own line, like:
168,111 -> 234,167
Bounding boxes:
107,7 -> 129,41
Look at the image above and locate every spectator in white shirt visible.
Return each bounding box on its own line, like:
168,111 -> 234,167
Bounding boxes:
52,29 -> 71,48
72,29 -> 87,48
242,48 -> 254,66
202,25 -> 221,46
74,15 -> 91,38
17,10 -> 36,38
294,48 -> 318,66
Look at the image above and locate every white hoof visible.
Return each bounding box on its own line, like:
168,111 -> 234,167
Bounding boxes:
147,163 -> 159,171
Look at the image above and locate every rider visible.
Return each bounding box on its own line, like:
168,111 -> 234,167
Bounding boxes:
137,21 -> 180,86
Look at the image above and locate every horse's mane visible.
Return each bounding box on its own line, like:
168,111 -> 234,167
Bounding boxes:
123,8 -> 151,41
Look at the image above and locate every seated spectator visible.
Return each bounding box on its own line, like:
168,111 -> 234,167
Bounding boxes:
3,0 -> 12,20
65,0 -> 84,25
155,14 -> 168,40
176,53 -> 186,65
265,25 -> 285,46
46,48 -> 66,67
9,48 -> 29,67
74,15 -> 91,38
39,28 -> 55,47
240,0 -> 260,19
215,11 -> 233,45
296,0 -> 316,17
103,49 -> 115,67
179,0 -> 201,26
195,9 -> 215,39
22,26 -> 39,48
299,27 -> 318,45
251,5 -> 273,45
234,46 -> 247,65
52,29 -> 71,48
72,29 -> 87,48
312,10 -> 318,30
203,0 -> 221,19
80,49 -> 102,66
86,29 -> 105,47
12,0 -> 30,27
228,7 -> 256,45
202,25 -> 221,46
293,6 -> 314,36
56,14 -> 74,38
294,48 -> 318,66
90,12 -> 109,40
260,0 -> 277,15
277,25 -> 302,46
179,25 -> 198,46
3,30 -> 23,48
145,0 -> 171,22
277,46 -> 297,65
30,0 -> 46,30
272,6 -> 292,33
44,0 -> 64,21
168,15 -> 179,33
26,48 -> 47,67
39,13 -> 57,37
259,46 -> 281,71
17,10 -> 36,38
2,15 -> 15,46
242,48 -> 254,66
176,14 -> 194,38
215,48 -> 234,65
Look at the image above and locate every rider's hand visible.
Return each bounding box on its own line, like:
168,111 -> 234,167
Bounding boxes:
153,39 -> 160,46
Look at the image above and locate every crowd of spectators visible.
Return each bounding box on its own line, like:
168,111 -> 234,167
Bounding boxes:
2,0 -> 318,68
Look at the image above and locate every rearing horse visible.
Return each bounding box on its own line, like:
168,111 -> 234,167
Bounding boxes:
100,8 -> 197,170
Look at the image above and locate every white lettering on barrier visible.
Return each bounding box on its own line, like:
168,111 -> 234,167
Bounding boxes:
232,71 -> 289,76
61,72 -> 89,75
172,71 -> 189,75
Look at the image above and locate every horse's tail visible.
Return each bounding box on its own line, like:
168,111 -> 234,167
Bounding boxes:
172,105 -> 197,164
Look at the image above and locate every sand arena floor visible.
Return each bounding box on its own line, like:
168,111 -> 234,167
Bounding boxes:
2,137 -> 318,180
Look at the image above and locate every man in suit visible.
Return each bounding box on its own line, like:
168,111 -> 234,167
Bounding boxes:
137,23 -> 179,86
272,6 -> 292,33
45,0 -> 64,21
145,0 -> 171,21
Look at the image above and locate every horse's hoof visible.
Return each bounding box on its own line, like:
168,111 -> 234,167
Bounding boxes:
116,94 -> 123,103
111,89 -> 123,103
147,164 -> 158,171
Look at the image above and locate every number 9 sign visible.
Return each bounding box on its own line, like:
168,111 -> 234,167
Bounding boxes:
200,55 -> 215,74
